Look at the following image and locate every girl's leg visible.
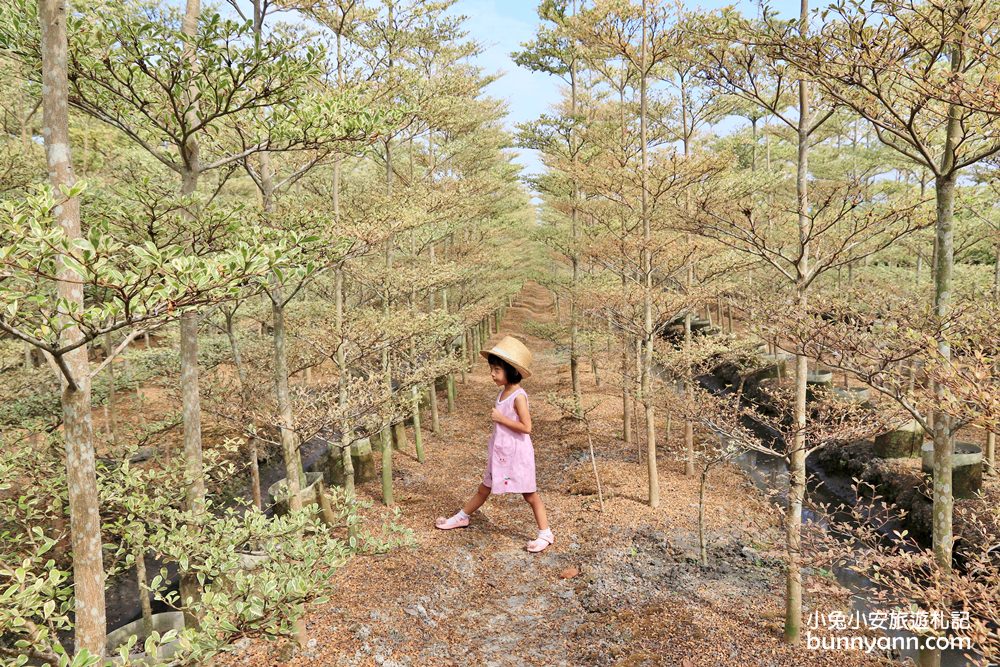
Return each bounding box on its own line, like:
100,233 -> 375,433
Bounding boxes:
436,484 -> 491,529
522,491 -> 549,531
463,483 -> 492,515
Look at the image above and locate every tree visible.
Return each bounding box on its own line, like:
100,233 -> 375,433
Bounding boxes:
574,0 -> 679,508
775,0 -> 1000,584
36,0 -> 104,654
514,0 -> 586,417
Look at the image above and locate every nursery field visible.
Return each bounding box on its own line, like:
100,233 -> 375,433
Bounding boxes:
1,0 -> 998,666
212,283 -> 904,667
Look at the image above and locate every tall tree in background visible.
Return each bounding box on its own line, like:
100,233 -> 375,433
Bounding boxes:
514,0 -> 585,417
579,26 -> 640,448
44,0 -> 327,620
696,3 -> 831,640
576,0 -> 677,508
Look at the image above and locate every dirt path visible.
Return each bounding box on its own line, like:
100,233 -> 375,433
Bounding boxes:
216,281 -> 894,667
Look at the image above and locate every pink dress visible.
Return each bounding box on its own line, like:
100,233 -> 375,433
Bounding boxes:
482,386 -> 537,494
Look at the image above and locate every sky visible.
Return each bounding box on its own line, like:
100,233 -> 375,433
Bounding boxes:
450,0 -> 805,177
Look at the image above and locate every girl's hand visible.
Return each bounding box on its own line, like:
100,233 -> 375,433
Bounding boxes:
491,407 -> 504,423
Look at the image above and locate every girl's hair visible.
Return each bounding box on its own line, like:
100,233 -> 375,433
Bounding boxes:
486,353 -> 523,384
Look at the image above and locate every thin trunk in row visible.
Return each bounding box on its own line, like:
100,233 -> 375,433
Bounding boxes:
639,0 -> 659,509
785,0 -> 811,643
40,0 -> 107,654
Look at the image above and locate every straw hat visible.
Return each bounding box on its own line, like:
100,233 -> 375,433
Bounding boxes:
480,335 -> 533,379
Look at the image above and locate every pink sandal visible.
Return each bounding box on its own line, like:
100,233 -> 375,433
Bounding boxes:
526,533 -> 554,553
435,514 -> 470,530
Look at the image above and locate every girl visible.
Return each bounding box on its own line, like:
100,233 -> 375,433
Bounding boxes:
435,335 -> 554,553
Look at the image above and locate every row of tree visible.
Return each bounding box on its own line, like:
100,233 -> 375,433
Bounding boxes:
521,0 -> 998,662
0,0 -> 531,662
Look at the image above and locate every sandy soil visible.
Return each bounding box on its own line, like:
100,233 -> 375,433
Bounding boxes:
212,281 -> 897,667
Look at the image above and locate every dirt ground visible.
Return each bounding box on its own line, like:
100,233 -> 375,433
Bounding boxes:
213,282 -> 898,667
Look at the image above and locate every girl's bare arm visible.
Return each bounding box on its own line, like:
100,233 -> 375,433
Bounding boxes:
491,395 -> 532,434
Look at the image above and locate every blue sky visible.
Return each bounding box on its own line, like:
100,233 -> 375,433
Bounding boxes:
451,0 -> 805,176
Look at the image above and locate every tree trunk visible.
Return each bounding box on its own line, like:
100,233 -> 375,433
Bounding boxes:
177,0 -> 205,629
103,332 -> 117,443
639,0 -> 658,509
786,1 -> 810,642
986,431 -> 996,476
223,306 -> 247,387
635,335 -> 643,456
931,171 -> 957,573
260,152 -> 305,505
271,285 -> 304,510
136,543 -> 153,640
993,240 -> 999,300
250,439 -> 262,510
179,310 -> 205,626
380,426 -> 393,505
180,312 -> 207,510
699,469 -> 709,566
684,313 -> 695,477
392,420 -> 407,451
446,373 -> 456,413
786,351 -> 807,645
412,386 -> 425,462
590,339 -> 600,387
459,305 -> 467,384
429,383 -> 440,435
40,1 -> 107,653
335,266 -> 356,496
569,29 -> 582,418
623,334 -> 632,446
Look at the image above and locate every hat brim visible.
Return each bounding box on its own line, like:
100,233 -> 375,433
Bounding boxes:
480,349 -> 532,379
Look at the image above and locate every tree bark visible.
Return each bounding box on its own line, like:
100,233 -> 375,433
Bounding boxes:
986,431 -> 996,476
380,427 -> 393,505
684,313 -> 695,477
569,7 -> 582,418
223,306 -> 247,387
412,385 -> 425,462
179,310 -> 205,626
335,266 -> 356,496
39,0 -> 107,654
250,439 -> 262,510
639,0 -> 658,509
993,240 -> 999,300
271,283 -> 304,510
429,382 -> 440,435
135,543 -> 153,640
177,0 -> 205,628
180,312 -> 207,511
931,172 -> 956,573
699,469 -> 709,566
380,108 -> 395,506
103,332 -> 117,443
785,0 -> 810,643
